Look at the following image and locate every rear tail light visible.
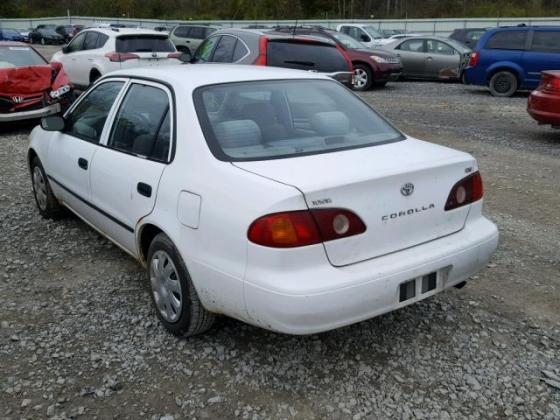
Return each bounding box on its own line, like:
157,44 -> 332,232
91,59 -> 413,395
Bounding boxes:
445,172 -> 483,211
104,52 -> 139,62
254,36 -> 268,66
541,75 -> 560,93
468,51 -> 480,67
336,44 -> 354,72
167,52 -> 182,59
248,209 -> 366,248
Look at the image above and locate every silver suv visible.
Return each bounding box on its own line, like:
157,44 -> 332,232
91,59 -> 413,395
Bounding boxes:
169,24 -> 219,54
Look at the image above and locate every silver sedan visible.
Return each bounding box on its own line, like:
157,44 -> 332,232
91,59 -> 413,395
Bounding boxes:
381,36 -> 471,81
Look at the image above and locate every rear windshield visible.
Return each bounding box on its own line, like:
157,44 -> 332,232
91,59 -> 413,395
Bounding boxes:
267,40 -> 348,72
194,79 -> 404,161
116,35 -> 175,52
0,46 -> 46,68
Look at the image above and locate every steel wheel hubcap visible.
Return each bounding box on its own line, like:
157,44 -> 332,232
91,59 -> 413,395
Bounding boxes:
354,69 -> 368,88
150,250 -> 183,323
33,166 -> 48,211
495,76 -> 511,93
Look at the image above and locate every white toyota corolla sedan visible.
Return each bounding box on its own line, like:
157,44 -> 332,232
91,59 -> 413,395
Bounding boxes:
28,65 -> 498,336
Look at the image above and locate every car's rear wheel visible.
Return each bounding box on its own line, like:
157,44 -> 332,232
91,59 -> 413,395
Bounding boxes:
89,70 -> 101,85
147,233 -> 215,337
489,71 -> 518,97
353,64 -> 373,91
40,37 -> 46,45
30,156 -> 64,219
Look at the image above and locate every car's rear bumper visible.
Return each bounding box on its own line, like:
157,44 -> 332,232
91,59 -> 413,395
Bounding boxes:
0,103 -> 60,122
528,90 -> 560,127
244,215 -> 498,335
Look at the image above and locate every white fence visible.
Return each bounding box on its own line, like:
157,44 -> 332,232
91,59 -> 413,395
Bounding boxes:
1,16 -> 560,36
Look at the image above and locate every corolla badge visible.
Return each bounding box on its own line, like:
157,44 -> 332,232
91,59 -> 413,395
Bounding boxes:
400,182 -> 414,197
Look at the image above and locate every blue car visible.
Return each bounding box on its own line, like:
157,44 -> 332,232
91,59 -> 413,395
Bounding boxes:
0,28 -> 25,42
464,26 -> 560,97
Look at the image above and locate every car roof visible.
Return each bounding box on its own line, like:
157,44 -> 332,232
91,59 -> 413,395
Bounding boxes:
105,64 -> 332,91
213,28 -> 337,45
81,27 -> 167,37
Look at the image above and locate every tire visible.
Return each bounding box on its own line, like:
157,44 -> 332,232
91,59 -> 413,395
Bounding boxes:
147,233 -> 215,337
30,156 -> 64,219
489,71 -> 518,97
40,37 -> 45,45
89,70 -> 101,85
353,64 -> 373,91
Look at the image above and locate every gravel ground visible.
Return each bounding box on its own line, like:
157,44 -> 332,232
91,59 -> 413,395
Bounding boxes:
1,72 -> 560,419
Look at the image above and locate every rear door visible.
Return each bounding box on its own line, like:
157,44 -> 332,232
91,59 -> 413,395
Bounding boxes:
116,34 -> 178,69
394,38 -> 426,78
522,30 -> 560,88
89,80 -> 173,253
424,39 -> 461,79
57,31 -> 87,86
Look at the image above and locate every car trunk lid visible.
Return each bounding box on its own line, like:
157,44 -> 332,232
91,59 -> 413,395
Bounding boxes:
234,138 -> 476,266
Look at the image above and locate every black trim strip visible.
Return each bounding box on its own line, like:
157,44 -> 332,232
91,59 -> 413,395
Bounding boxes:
47,175 -> 134,233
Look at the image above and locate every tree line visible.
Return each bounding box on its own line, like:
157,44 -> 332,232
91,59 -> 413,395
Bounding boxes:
2,0 -> 560,20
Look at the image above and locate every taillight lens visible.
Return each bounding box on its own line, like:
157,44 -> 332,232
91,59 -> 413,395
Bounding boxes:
445,172 -> 484,211
104,52 -> 139,62
336,44 -> 354,72
167,52 -> 182,59
248,209 -> 366,248
541,75 -> 560,93
254,36 -> 268,66
468,51 -> 480,67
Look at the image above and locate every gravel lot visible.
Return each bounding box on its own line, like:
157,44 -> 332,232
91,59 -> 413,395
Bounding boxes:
1,49 -> 559,419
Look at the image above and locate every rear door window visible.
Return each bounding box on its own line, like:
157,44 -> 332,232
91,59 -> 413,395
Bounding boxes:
96,33 -> 109,49
232,39 -> 249,61
485,31 -> 527,50
267,41 -> 348,72
426,40 -> 455,55
194,36 -> 220,62
212,35 -> 237,62
108,83 -> 171,161
66,32 -> 86,53
531,31 -> 560,53
116,35 -> 175,52
83,31 -> 100,50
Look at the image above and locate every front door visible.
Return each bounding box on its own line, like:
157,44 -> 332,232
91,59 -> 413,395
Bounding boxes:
395,38 -> 426,78
46,80 -> 126,222
89,80 -> 173,254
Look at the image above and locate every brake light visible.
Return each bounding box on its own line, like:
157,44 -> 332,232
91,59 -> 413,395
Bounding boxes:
336,44 -> 354,72
167,52 -> 181,59
468,51 -> 480,67
104,52 -> 139,62
248,209 -> 366,248
445,172 -> 483,211
542,75 -> 560,93
254,36 -> 268,66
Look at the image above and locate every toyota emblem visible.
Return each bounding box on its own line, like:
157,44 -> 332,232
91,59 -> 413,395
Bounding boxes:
401,182 -> 414,196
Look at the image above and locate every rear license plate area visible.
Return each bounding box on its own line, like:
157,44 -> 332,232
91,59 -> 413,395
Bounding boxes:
398,272 -> 438,303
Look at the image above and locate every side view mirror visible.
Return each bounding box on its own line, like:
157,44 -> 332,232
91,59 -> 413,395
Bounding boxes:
360,34 -> 371,42
179,51 -> 192,63
41,116 -> 65,131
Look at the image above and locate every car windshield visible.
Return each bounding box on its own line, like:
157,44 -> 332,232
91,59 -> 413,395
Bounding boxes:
194,79 -> 404,161
329,31 -> 365,49
1,29 -> 20,36
363,26 -> 384,39
0,46 -> 47,68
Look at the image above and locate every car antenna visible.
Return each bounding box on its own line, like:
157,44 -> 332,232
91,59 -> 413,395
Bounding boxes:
292,19 -> 298,37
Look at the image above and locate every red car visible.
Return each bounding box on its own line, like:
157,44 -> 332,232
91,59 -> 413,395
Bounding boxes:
274,26 -> 403,91
528,71 -> 560,128
0,41 -> 73,123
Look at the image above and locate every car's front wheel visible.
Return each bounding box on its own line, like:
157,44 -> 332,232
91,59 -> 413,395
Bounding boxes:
489,71 -> 518,97
353,64 -> 373,91
30,156 -> 64,219
147,233 -> 215,337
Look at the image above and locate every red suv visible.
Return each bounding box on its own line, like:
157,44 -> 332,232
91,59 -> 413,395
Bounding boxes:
274,26 -> 403,91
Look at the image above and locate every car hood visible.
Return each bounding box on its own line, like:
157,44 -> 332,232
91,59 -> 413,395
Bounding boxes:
0,64 -> 69,94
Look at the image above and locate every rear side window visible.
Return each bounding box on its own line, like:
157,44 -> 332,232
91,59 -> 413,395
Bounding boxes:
116,35 -> 175,52
233,40 -> 249,61
485,31 -> 527,50
531,31 -> 560,53
65,81 -> 124,143
267,41 -> 348,72
108,84 -> 171,162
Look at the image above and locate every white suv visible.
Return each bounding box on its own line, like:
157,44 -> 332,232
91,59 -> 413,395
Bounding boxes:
51,28 -> 182,89
28,66 -> 498,337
